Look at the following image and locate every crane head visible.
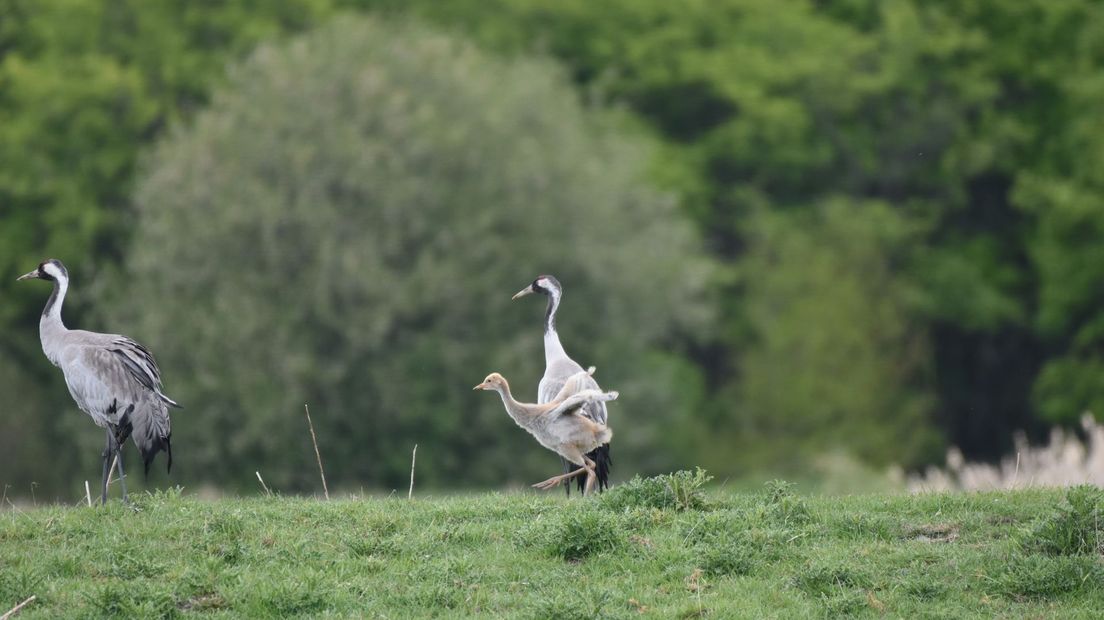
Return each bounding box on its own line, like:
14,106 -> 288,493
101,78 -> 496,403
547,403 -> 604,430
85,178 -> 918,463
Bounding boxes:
473,372 -> 508,391
17,259 -> 67,283
512,275 -> 561,300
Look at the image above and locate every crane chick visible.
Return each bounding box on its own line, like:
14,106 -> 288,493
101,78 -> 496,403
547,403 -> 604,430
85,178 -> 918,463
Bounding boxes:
474,367 -> 615,495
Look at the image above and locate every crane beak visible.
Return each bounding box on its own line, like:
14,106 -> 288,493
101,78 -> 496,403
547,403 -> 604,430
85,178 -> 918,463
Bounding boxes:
511,285 -> 534,300
16,269 -> 41,282
473,382 -> 488,390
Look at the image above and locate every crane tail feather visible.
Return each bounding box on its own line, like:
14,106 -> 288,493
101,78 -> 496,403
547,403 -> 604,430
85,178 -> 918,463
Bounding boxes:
139,433 -> 171,478
577,443 -> 612,493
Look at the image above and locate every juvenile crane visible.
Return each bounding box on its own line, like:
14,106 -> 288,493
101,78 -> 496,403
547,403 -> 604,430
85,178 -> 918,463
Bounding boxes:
474,367 -> 616,495
18,259 -> 179,504
513,275 -> 613,493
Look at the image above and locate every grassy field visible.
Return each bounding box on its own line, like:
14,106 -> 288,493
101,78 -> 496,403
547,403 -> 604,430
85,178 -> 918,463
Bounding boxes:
1,472 -> 1102,618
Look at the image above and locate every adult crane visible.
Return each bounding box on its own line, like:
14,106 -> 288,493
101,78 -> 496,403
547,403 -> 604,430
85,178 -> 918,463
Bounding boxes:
513,275 -> 612,493
18,259 -> 179,504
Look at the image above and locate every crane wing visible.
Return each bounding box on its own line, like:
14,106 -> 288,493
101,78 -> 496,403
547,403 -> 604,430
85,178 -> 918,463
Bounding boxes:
63,344 -> 174,473
547,389 -> 618,418
540,358 -> 608,425
108,337 -> 181,408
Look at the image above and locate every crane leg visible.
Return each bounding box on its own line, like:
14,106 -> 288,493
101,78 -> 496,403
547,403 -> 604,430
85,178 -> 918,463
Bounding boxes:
581,456 -> 598,496
560,456 -> 573,497
100,429 -> 113,505
532,466 -> 587,490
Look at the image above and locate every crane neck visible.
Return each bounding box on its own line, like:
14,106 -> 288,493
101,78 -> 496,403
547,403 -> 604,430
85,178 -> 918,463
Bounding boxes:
543,288 -> 561,334
39,276 -> 69,365
543,288 -> 568,364
494,383 -> 539,427
41,276 -> 68,327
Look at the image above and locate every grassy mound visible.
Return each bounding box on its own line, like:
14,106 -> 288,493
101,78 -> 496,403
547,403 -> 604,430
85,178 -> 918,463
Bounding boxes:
1,477 -> 1103,617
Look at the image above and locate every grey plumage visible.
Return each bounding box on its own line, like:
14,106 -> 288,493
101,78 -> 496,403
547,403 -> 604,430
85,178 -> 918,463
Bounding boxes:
513,275 -> 612,493
18,259 -> 179,504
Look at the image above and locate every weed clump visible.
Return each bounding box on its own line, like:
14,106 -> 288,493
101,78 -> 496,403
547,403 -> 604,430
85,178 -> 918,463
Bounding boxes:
247,575 -> 330,616
698,541 -> 755,577
83,583 -> 177,618
600,468 -> 712,512
1023,485 -> 1103,556
0,567 -> 43,608
764,480 -> 811,526
993,554 -> 1102,599
790,564 -> 877,616
345,536 -> 399,558
791,564 -> 870,598
548,510 -> 625,561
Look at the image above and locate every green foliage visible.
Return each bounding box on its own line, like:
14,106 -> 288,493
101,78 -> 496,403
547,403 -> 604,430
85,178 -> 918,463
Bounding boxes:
112,16 -> 709,491
599,468 -> 712,512
1023,485 -> 1104,556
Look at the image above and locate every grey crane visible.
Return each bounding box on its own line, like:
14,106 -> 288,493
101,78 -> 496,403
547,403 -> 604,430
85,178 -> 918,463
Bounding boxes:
513,275 -> 612,494
18,259 -> 179,505
474,367 -> 616,494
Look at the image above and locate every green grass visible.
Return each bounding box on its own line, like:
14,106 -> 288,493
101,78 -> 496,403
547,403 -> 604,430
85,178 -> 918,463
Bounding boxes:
1,475 -> 1103,618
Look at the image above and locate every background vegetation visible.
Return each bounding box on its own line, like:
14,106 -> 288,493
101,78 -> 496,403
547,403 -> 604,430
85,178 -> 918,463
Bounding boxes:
3,0 -> 1104,497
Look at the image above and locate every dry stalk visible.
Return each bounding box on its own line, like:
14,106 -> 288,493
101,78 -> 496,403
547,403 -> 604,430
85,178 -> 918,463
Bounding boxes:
105,454 -> 119,488
256,471 -> 272,496
304,404 -> 329,500
408,444 -> 418,500
1009,451 -> 1021,490
1,595 -> 36,620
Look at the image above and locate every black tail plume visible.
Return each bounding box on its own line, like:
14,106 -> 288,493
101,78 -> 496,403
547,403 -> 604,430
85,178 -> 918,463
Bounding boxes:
576,443 -> 612,494
140,432 -> 171,477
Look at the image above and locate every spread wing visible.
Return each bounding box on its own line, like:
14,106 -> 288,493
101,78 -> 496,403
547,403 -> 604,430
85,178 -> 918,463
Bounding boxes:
546,389 -> 619,418
540,358 -> 608,425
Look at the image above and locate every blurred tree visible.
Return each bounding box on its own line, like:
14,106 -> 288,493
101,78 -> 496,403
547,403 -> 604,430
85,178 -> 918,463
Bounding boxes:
112,16 -> 710,491
725,200 -> 938,469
